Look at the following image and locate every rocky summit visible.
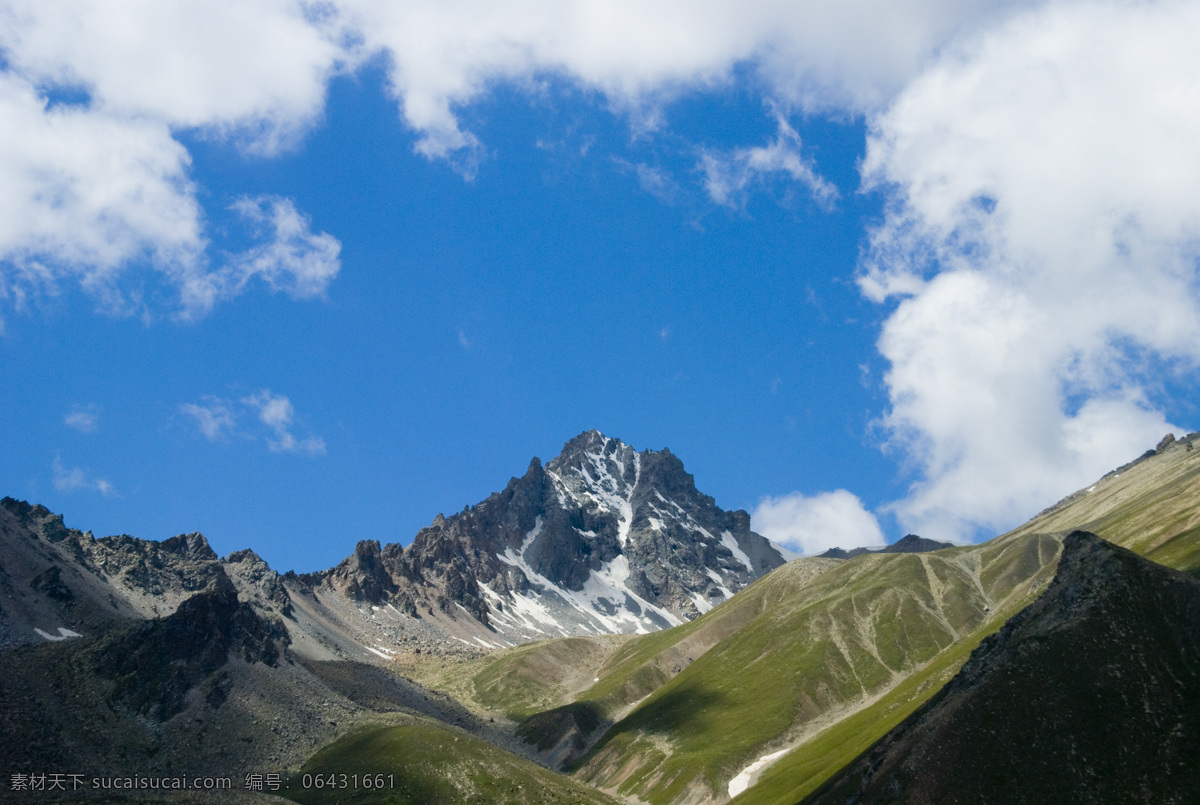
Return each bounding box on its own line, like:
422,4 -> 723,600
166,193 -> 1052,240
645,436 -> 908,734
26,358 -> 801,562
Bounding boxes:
314,430 -> 785,647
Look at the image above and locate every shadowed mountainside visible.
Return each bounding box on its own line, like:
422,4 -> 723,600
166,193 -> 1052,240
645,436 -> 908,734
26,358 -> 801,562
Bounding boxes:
804,531 -> 1200,805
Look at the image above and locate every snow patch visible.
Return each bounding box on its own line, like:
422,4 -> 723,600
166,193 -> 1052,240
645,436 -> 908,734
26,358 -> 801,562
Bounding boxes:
706,568 -> 735,600
35,627 -> 81,642
496,516 -> 683,635
728,748 -> 791,798
721,530 -> 755,572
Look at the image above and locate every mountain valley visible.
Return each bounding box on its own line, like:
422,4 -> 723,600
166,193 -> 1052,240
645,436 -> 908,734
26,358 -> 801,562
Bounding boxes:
2,429 -> 1198,802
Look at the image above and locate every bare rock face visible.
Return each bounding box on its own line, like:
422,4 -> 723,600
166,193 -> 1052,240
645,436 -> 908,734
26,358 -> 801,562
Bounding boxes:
308,430 -> 785,641
92,578 -> 290,721
806,531 -> 1200,805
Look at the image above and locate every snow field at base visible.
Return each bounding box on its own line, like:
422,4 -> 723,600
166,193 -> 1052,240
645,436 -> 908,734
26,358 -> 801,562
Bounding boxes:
728,747 -> 792,798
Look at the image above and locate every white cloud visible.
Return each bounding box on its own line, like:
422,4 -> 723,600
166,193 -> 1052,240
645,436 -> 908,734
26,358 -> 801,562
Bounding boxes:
0,0 -> 347,153
177,196 -> 341,318
0,0 -> 1028,315
181,390 -> 325,454
52,454 -> 115,496
700,110 -> 838,209
752,489 -> 885,556
0,72 -> 204,313
64,405 -> 99,433
180,398 -> 237,442
0,1 -> 344,318
333,0 -> 1019,162
860,0 -> 1200,541
242,390 -> 326,455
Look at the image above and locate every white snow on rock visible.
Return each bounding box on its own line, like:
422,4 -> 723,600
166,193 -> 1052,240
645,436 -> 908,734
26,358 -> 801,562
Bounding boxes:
35,627 -> 82,642
721,530 -> 755,572
494,516 -> 683,636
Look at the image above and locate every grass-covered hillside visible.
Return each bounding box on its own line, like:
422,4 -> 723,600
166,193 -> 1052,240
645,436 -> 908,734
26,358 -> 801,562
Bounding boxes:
285,720 -> 621,805
292,437 -> 1200,805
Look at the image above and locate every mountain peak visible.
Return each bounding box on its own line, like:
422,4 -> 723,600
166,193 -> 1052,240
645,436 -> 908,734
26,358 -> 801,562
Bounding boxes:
321,431 -> 785,644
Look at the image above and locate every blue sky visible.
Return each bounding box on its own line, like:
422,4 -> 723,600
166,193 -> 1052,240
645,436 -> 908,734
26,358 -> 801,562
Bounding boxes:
3,1 -> 1199,572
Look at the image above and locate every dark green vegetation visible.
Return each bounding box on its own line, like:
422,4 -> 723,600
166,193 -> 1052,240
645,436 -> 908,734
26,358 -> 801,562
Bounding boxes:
805,532 -> 1200,805
284,722 -> 620,805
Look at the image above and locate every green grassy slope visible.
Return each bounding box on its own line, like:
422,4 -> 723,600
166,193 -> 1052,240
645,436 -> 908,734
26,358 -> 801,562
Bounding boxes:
303,441 -> 1200,805
734,439 -> 1200,804
284,721 -> 620,805
1005,438 -> 1200,574
426,559 -> 837,727
573,533 -> 1060,804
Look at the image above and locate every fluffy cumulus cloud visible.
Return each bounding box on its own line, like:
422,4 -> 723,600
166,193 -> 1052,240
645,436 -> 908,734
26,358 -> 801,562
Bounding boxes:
0,0 -> 1024,314
0,0 -> 1011,316
334,0 -> 1012,164
0,0 -> 345,318
752,490 -> 885,556
860,0 -> 1200,541
181,390 -> 325,455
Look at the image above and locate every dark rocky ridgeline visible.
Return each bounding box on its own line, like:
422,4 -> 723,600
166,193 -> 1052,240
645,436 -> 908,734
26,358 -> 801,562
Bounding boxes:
310,430 -> 784,637
805,531 -> 1200,805
819,534 -> 954,560
92,575 -> 290,720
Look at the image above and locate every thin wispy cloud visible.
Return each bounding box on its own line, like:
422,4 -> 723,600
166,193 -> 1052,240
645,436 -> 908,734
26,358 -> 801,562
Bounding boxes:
179,398 -> 237,442
176,197 -> 341,320
700,112 -> 839,209
181,390 -> 325,456
243,390 -> 327,456
52,454 -> 115,497
64,405 -> 99,433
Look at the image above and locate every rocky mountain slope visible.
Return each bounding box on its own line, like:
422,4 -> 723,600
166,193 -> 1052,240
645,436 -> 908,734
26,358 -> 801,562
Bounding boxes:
0,497 -> 526,799
297,430 -> 785,650
0,430 -> 784,800
804,531 -> 1200,805
818,534 -> 954,559
3,430 -> 1198,803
